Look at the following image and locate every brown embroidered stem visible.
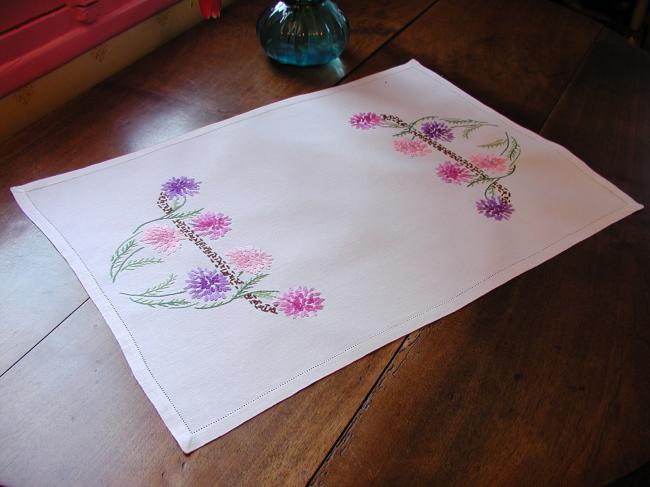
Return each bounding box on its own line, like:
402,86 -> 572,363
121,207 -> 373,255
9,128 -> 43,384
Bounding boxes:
157,193 -> 277,314
382,114 -> 512,203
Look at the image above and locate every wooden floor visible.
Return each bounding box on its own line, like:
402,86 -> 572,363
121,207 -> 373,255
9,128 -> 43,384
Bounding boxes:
1,0 -> 649,485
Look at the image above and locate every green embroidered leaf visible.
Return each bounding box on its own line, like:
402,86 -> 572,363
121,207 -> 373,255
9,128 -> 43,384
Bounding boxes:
248,290 -> 279,300
129,297 -> 195,308
479,138 -> 507,149
507,137 -> 521,163
467,176 -> 490,187
122,257 -> 163,272
110,242 -> 144,281
463,125 -> 480,139
166,208 -> 203,221
110,239 -> 137,263
234,273 -> 269,299
120,274 -> 183,298
144,273 -> 177,295
441,117 -> 485,125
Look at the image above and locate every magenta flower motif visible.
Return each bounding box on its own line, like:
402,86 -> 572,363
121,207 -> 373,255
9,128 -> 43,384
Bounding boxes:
226,247 -> 273,274
191,212 -> 232,239
141,225 -> 183,254
476,197 -> 514,221
421,121 -> 454,142
393,137 -> 432,157
349,112 -> 383,130
162,176 -> 201,199
185,268 -> 231,301
274,287 -> 324,318
470,154 -> 507,174
436,161 -> 472,185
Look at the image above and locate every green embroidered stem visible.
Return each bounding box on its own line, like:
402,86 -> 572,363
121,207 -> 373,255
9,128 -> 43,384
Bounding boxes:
382,114 -> 513,203
157,193 -> 279,314
112,246 -> 143,282
131,197 -> 202,234
128,297 -> 196,308
109,238 -> 140,279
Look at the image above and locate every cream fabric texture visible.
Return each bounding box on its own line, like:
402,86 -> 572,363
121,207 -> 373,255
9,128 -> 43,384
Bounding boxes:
12,61 -> 642,452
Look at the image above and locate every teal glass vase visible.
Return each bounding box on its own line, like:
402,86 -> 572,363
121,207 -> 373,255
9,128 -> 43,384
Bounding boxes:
256,0 -> 350,66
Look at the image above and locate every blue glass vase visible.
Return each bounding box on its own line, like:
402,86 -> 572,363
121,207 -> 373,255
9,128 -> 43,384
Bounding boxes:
256,0 -> 350,66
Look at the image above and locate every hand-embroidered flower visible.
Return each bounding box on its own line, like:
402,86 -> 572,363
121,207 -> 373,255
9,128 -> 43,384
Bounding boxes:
141,225 -> 183,254
436,161 -> 472,184
191,212 -> 232,239
393,137 -> 432,157
349,112 -> 383,129
421,121 -> 454,142
470,154 -> 507,174
476,197 -> 514,221
274,287 -> 324,318
161,176 -> 201,199
226,247 -> 273,274
185,268 -> 231,301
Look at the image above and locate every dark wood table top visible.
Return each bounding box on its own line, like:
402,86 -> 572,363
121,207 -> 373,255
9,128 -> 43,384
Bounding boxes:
1,0 -> 648,485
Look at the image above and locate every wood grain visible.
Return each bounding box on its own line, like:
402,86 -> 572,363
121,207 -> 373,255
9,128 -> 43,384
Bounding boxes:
309,27 -> 650,487
0,301 -> 403,486
0,0 -> 435,376
344,0 -> 601,130
1,0 -> 647,485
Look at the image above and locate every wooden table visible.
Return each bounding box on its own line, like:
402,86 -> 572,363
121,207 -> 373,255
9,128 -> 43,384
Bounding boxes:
1,0 -> 648,485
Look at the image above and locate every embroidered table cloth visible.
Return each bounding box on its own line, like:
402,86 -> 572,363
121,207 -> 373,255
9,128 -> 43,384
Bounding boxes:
11,60 -> 642,452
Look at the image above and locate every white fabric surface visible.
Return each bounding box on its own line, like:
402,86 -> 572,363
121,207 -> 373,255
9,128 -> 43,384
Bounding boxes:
12,60 -> 642,452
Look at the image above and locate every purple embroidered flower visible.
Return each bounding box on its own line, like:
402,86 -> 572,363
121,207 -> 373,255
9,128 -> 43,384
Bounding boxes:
393,137 -> 432,157
436,161 -> 472,184
185,268 -> 231,301
476,197 -> 514,221
141,225 -> 183,254
421,121 -> 454,142
191,212 -> 232,239
349,112 -> 383,130
274,287 -> 324,318
470,154 -> 507,174
162,176 -> 201,199
226,247 -> 273,274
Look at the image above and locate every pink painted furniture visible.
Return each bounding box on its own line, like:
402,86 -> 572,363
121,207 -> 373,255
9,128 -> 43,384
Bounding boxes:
0,0 -> 183,98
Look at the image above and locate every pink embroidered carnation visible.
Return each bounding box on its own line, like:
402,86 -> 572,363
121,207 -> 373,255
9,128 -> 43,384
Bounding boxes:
470,153 -> 507,174
393,137 -> 432,157
436,161 -> 472,184
226,247 -> 273,274
141,225 -> 183,254
349,112 -> 383,129
274,287 -> 324,318
191,212 -> 232,239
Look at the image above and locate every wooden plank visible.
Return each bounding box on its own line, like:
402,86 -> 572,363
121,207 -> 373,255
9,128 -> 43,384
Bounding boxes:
0,301 -> 402,486
309,28 -> 650,487
111,0 -> 442,114
0,0 -> 436,376
343,0 -> 601,131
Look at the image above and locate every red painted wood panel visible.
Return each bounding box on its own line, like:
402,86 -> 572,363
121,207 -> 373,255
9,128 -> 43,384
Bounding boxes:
0,0 -> 183,98
0,0 -> 64,34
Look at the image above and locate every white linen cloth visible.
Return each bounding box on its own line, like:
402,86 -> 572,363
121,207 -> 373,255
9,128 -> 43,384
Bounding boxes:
12,60 -> 642,452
